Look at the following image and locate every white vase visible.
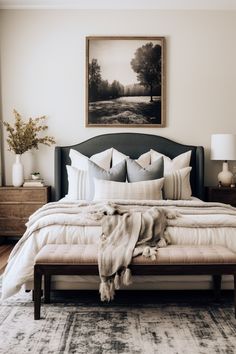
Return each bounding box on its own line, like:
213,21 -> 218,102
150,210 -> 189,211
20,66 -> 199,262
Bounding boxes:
12,154 -> 24,187
218,161 -> 233,186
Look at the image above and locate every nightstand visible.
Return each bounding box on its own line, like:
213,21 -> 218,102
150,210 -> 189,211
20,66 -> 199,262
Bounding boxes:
0,186 -> 51,238
205,186 -> 236,207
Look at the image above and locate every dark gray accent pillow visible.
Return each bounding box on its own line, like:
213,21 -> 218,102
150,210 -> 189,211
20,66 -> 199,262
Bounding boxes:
127,157 -> 163,182
88,159 -> 127,199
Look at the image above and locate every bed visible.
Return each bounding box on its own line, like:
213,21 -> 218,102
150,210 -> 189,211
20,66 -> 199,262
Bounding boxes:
2,133 -> 236,300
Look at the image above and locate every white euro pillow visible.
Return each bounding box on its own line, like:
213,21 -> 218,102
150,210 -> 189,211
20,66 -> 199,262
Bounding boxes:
150,149 -> 191,175
69,148 -> 112,171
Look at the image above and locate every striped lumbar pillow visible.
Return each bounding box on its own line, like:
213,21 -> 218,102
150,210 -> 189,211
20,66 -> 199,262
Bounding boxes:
93,178 -> 164,201
66,165 -> 88,200
163,167 -> 192,200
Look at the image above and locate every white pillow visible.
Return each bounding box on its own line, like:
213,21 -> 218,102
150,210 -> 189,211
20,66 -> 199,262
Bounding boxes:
150,150 -> 191,175
112,148 -> 151,168
66,165 -> 88,200
112,149 -> 129,166
93,177 -> 164,201
69,148 -> 112,171
135,151 -> 151,168
164,167 -> 192,200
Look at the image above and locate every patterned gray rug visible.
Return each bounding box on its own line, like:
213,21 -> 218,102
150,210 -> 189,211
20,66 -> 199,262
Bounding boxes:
0,287 -> 235,354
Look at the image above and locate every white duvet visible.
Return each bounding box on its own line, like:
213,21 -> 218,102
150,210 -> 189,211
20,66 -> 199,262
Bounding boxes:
1,199 -> 236,300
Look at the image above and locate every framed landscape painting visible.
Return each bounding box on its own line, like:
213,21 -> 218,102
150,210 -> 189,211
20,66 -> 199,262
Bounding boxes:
86,36 -> 165,127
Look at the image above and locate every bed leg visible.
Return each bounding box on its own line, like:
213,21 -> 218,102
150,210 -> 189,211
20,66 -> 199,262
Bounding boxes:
234,275 -> 236,319
34,266 -> 42,320
32,289 -> 43,301
44,274 -> 51,304
213,275 -> 221,301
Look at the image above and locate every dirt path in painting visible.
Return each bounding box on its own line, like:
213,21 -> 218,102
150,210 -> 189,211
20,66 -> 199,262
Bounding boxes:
89,96 -> 161,125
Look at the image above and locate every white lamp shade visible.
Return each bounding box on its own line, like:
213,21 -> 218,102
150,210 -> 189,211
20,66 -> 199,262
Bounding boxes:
211,134 -> 236,161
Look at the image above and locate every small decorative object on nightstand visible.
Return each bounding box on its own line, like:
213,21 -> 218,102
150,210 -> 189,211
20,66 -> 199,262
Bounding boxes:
206,186 -> 236,207
31,172 -> 41,180
211,134 -> 236,186
0,186 -> 51,238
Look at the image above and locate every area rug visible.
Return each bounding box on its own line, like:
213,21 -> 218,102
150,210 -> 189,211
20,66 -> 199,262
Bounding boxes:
0,287 -> 235,354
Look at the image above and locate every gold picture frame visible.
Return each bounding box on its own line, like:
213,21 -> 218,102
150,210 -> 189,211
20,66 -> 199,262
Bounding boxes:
86,36 -> 166,127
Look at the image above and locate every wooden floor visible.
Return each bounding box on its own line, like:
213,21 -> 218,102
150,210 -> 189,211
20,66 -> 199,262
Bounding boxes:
0,242 -> 15,275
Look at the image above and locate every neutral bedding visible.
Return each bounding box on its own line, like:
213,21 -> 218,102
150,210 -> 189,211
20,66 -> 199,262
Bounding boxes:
1,198 -> 236,300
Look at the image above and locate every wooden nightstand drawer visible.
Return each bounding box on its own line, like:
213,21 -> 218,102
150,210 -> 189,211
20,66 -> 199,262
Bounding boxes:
0,187 -> 49,203
0,203 -> 44,218
206,186 -> 236,207
0,218 -> 27,236
0,186 -> 51,238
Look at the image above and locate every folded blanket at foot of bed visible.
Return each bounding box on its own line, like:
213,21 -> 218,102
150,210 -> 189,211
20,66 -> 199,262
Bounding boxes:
99,207 -> 174,301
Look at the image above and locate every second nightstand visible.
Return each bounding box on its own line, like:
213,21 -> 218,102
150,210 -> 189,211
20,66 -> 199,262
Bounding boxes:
205,186 -> 236,207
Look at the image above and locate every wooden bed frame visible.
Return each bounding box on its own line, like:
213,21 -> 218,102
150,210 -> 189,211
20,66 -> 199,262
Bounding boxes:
55,133 -> 204,200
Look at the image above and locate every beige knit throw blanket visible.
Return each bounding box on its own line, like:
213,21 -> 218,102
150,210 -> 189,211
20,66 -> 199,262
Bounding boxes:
98,206 -> 174,301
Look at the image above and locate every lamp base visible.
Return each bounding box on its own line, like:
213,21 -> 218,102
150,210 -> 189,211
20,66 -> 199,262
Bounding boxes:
218,161 -> 233,186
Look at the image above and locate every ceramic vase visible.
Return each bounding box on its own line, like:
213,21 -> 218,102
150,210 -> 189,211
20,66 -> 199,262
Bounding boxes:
218,161 -> 233,187
12,154 -> 24,187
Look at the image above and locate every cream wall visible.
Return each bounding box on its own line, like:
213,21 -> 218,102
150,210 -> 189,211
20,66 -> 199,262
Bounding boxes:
0,9 -> 236,193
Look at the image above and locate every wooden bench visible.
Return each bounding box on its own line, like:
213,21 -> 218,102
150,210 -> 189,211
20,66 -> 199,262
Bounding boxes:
34,244 -> 236,320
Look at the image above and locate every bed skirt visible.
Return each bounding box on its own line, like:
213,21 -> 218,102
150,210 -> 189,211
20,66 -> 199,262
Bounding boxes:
25,275 -> 234,291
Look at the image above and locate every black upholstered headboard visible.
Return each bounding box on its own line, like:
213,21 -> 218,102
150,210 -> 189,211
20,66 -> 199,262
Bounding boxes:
55,133 -> 204,201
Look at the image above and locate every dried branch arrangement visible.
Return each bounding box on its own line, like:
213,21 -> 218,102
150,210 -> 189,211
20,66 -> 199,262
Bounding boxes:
3,110 -> 55,154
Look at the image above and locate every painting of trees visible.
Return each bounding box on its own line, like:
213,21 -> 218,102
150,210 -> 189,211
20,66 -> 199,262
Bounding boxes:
131,43 -> 161,102
86,37 -> 165,127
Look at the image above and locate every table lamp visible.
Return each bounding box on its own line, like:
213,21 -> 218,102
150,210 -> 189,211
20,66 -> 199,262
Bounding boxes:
211,134 -> 236,186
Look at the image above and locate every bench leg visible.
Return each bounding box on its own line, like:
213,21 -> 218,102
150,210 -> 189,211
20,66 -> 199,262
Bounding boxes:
44,274 -> 51,304
213,275 -> 221,301
34,266 -> 42,320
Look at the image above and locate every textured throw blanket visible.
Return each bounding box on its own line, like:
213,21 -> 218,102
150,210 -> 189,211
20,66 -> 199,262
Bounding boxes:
99,207 -> 173,301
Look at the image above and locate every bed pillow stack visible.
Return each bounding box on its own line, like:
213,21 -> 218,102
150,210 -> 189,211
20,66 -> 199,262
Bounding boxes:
110,148 -> 192,200
93,151 -> 164,201
66,147 -> 192,201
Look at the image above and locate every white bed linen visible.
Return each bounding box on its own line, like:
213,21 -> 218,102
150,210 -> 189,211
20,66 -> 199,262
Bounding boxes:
1,198 -> 236,300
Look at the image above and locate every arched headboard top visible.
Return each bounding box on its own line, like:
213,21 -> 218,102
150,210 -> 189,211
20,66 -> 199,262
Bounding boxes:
55,133 -> 204,200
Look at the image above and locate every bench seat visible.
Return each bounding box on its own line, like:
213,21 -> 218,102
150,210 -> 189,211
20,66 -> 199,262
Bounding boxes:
34,244 -> 236,320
